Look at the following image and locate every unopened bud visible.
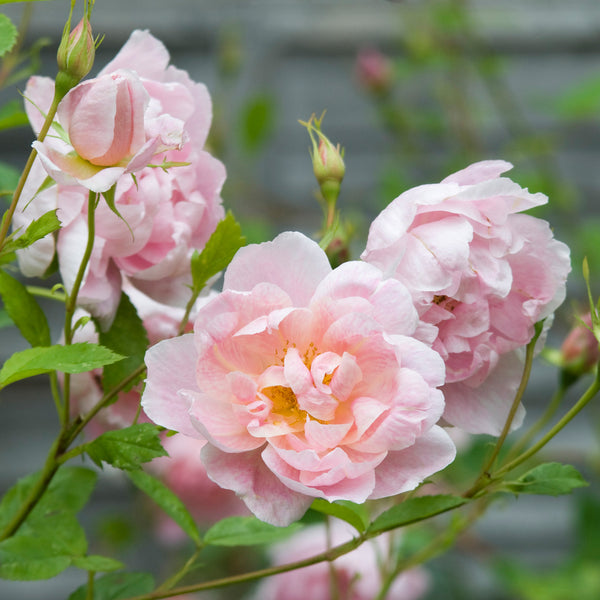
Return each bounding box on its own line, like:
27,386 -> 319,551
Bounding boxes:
356,48 -> 394,95
302,114 -> 345,208
57,18 -> 95,83
560,313 -> 600,378
56,12 -> 95,97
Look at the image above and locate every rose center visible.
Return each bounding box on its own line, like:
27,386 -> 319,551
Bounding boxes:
262,385 -> 306,422
433,294 -> 459,312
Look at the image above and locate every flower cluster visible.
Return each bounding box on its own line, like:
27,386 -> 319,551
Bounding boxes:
15,28 -> 570,530
142,162 -> 570,525
15,30 -> 224,325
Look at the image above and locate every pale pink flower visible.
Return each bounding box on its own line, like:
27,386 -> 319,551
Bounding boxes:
142,232 -> 456,526
28,29 -> 209,193
16,30 -> 224,323
30,69 -> 177,193
149,435 -> 249,541
250,521 -> 429,600
362,160 -> 571,435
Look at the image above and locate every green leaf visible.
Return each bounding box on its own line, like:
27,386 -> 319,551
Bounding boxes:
98,292 -> 148,395
67,572 -> 155,600
0,466 -> 97,532
71,555 -> 125,572
310,498 -> 369,533
0,270 -> 51,347
0,467 -> 93,580
504,462 -> 589,496
205,516 -> 302,547
3,209 -> 60,252
0,14 -> 17,57
126,468 -> 202,545
190,211 -> 245,292
19,510 -> 87,557
0,100 -> 29,131
239,93 -> 276,153
368,495 -> 467,535
85,424 -> 167,470
0,536 -> 72,580
0,343 -> 124,388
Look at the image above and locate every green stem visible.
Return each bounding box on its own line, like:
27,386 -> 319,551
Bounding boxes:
0,432 -> 65,540
0,87 -> 64,250
62,191 -> 97,425
506,384 -> 568,461
86,570 -> 95,600
154,548 -> 202,594
126,535 -> 365,600
494,365 -> 600,479
464,329 -> 539,498
177,291 -> 199,336
26,285 -> 68,303
67,364 -> 147,442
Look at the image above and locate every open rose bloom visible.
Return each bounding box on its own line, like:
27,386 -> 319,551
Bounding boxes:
142,232 -> 456,526
15,30 -> 224,323
362,160 -> 570,434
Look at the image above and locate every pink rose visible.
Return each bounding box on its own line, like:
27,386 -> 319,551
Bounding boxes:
17,31 -> 224,323
362,160 -> 571,434
250,521 -> 429,600
27,29 -> 205,193
30,68 -> 181,193
142,232 -> 456,526
59,71 -> 148,166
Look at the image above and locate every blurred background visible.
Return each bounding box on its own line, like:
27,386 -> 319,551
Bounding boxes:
1,1 -> 600,598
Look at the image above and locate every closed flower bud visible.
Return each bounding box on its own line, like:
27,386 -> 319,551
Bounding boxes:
356,47 -> 394,95
303,114 -> 345,208
561,313 -> 600,377
56,18 -> 95,94
312,133 -> 345,189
